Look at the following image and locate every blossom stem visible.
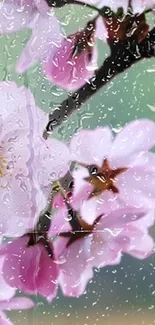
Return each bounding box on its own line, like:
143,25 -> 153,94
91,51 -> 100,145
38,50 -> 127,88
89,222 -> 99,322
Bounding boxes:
36,181 -> 60,234
43,26 -> 155,138
35,175 -> 74,234
55,181 -> 83,231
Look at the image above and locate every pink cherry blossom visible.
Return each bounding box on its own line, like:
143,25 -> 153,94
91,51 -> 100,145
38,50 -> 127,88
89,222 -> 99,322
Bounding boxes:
69,120 -> 155,224
42,22 -> 99,91
0,193 -> 154,300
0,0 -> 62,74
0,256 -> 16,302
0,81 -> 70,238
49,195 -> 154,296
41,0 -> 153,91
0,235 -> 59,301
0,255 -> 34,325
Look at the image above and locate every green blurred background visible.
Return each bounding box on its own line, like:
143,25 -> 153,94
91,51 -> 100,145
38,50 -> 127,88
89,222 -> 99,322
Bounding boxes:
1,6 -> 155,325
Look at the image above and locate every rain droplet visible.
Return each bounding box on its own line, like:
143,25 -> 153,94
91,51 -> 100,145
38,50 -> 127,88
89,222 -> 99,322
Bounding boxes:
3,193 -> 11,205
64,214 -> 72,222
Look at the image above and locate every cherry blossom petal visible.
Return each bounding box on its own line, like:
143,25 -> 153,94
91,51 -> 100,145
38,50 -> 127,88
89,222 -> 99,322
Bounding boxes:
80,198 -> 102,225
80,193 -> 114,225
52,192 -> 65,209
1,129 -> 30,172
0,256 -> 15,301
0,152 -> 46,237
133,209 -> 155,230
32,103 -> 70,188
36,137 -> 70,187
34,0 -> 49,13
1,185 -> 46,238
109,119 -> 155,168
70,127 -> 113,166
21,242 -> 58,299
0,237 -> 31,289
79,191 -> 127,225
131,151 -> 155,172
16,11 -> 62,73
43,35 -> 98,91
95,206 -> 146,229
59,239 -> 92,297
71,167 -> 93,211
1,237 -> 59,300
117,168 -> 155,209
0,297 -> 34,311
59,267 -> 93,297
119,222 -> 154,259
0,82 -> 35,133
114,210 -> 155,259
89,232 -> 122,268
0,1 -> 35,34
72,167 -> 91,196
49,195 -> 71,236
95,16 -> 108,41
126,233 -> 154,259
53,237 -> 69,259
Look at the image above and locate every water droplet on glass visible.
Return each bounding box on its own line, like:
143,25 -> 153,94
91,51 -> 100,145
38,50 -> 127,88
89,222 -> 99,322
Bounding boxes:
3,193 -> 11,205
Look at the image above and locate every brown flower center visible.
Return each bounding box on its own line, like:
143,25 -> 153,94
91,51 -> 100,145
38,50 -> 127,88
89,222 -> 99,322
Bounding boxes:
84,158 -> 127,198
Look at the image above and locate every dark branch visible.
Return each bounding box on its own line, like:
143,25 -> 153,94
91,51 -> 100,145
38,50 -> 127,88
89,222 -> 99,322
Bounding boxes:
45,0 -> 112,16
43,27 -> 155,139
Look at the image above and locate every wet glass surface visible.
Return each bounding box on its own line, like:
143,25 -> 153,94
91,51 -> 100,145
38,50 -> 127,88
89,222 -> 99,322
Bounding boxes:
0,2 -> 155,325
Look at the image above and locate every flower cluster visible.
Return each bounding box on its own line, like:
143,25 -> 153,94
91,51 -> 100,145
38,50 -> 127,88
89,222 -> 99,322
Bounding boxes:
0,0 -> 155,324
0,81 -> 154,324
1,0 -> 155,90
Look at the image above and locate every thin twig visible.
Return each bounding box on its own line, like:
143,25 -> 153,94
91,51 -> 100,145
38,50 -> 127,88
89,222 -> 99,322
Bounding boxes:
35,174 -> 74,234
36,181 -> 60,234
47,0 -> 114,16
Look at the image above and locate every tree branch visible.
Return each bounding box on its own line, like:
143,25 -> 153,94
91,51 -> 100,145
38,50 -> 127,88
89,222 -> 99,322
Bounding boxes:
43,27 -> 155,139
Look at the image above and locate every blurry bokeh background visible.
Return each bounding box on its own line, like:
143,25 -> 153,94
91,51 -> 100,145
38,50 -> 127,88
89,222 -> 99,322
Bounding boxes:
1,6 -> 155,325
